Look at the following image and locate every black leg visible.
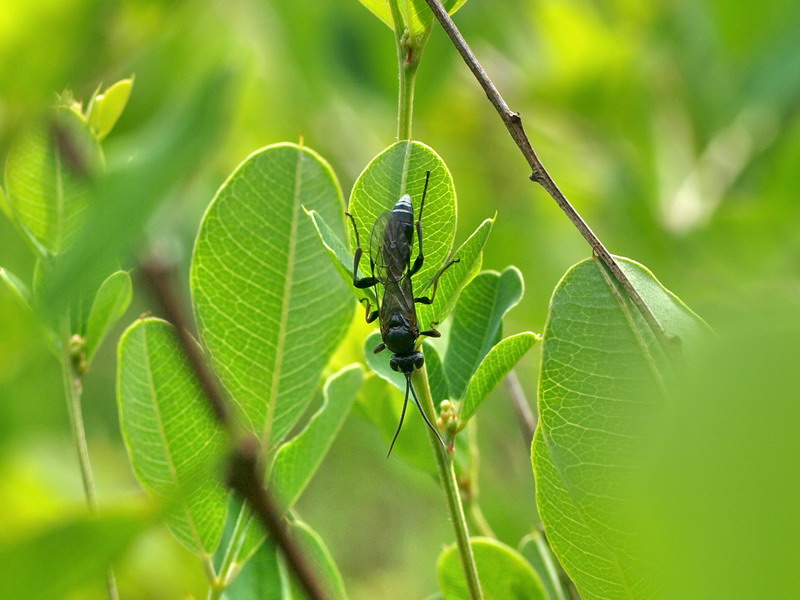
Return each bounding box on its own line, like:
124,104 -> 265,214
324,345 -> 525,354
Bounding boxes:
373,343 -> 386,354
387,379 -> 411,458
420,328 -> 441,338
359,298 -> 379,324
408,171 -> 431,277
346,212 -> 380,289
414,257 -> 460,305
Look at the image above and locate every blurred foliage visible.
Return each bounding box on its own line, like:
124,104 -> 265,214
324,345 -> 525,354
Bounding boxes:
1,0 -> 798,597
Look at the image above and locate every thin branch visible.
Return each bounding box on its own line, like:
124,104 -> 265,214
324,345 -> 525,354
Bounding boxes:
504,370 -> 535,447
140,262 -> 329,600
422,0 -> 678,358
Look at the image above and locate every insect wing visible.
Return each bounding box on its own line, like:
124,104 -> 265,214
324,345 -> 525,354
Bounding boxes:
368,212 -> 392,284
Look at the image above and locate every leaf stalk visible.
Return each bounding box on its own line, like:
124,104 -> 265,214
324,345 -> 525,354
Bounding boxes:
413,365 -> 484,600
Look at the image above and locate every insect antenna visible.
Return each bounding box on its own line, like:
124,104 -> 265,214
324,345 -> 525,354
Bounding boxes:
387,377 -> 411,458
419,170 -> 431,215
406,372 -> 446,449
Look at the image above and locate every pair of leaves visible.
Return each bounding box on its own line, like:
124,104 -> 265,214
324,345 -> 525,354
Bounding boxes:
438,537 -> 546,600
443,267 -> 538,428
119,143 -> 361,564
532,257 -> 707,600
359,0 -> 469,35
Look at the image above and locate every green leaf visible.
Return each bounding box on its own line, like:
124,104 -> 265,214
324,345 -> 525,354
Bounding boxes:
438,537 -> 546,600
532,257 -> 707,600
444,267 -> 524,400
306,208 -> 377,306
364,331 -> 406,391
348,141 -> 456,318
418,216 -> 493,332
4,106 -> 103,255
0,267 -> 32,306
271,365 -> 363,510
191,143 -> 352,447
117,318 -> 228,556
0,509 -> 150,600
423,339 -> 448,411
281,518 -> 348,600
359,0 -> 470,35
518,532 -> 568,600
459,332 -> 537,424
87,77 -> 134,141
0,185 -> 10,220
84,270 -> 132,363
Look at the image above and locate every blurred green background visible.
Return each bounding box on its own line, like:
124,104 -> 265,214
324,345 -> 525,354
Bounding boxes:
1,0 -> 798,598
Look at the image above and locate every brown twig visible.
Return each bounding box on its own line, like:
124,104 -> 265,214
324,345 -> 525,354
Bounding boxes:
423,0 -> 677,357
140,262 -> 329,600
503,370 -> 535,447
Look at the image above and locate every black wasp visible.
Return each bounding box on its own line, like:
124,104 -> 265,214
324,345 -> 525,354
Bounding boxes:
346,172 -> 458,456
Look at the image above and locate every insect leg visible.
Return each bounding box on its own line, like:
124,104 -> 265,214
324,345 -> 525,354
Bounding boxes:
387,378 -> 411,458
359,298 -> 379,323
346,212 -> 380,289
373,343 -> 386,354
408,171 -> 432,277
407,373 -> 446,449
414,257 -> 461,305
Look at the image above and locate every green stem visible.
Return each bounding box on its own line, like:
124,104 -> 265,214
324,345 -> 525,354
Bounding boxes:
61,334 -> 119,600
206,502 -> 255,599
414,366 -> 484,600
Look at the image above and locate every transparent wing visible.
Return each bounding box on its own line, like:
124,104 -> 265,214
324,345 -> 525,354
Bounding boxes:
368,212 -> 391,284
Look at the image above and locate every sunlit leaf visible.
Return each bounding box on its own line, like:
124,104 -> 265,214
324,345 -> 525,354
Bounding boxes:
348,141 -> 456,315
459,331 -> 537,425
84,270 -> 132,363
271,365 -> 363,510
438,537 -> 546,600
191,143 -> 352,448
117,318 -> 228,556
87,77 -> 134,141
532,257 -> 706,600
444,267 -> 524,400
0,509 -> 150,600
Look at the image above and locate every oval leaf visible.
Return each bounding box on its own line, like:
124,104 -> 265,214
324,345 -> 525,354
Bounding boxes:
4,107 -> 102,255
117,318 -> 228,555
532,257 -> 707,600
438,537 -> 546,600
444,267 -> 524,400
348,141 -> 456,312
0,267 -> 32,307
85,270 -> 132,362
191,143 -> 352,447
459,331 -> 537,424
271,364 -> 363,510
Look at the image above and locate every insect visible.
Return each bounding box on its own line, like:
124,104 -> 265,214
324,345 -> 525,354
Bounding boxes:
346,172 -> 459,456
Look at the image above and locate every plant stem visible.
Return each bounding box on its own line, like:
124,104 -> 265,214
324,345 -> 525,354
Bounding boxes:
61,335 -> 120,600
397,57 -> 418,141
414,366 -> 484,600
504,369 -> 535,447
422,0 -> 680,363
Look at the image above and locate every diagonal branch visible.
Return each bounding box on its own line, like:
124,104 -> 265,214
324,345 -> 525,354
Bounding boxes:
141,262 -> 329,600
422,0 -> 677,357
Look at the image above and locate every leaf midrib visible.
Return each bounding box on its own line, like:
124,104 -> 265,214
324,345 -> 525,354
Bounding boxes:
261,149 -> 304,451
